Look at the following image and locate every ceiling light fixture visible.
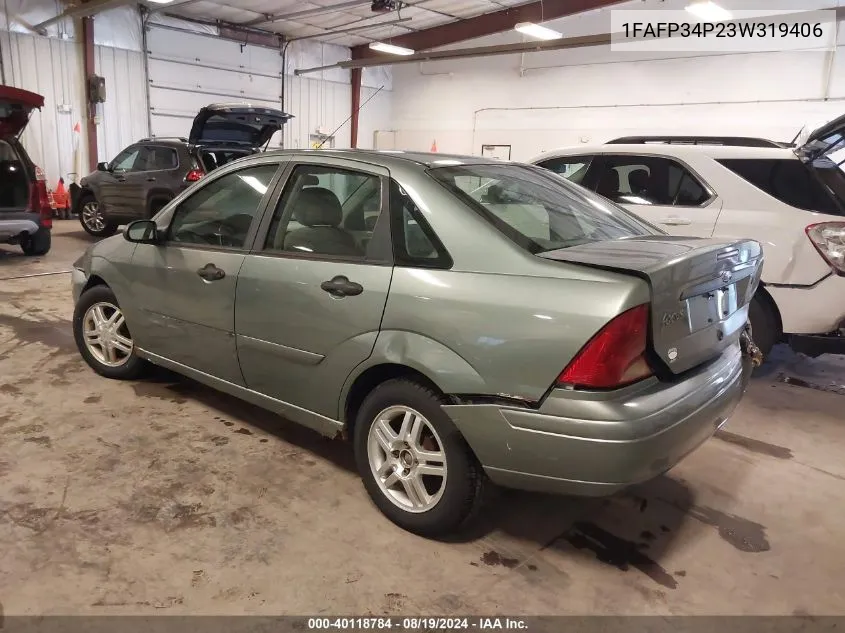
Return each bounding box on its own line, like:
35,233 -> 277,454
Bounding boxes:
685,1 -> 732,21
514,22 -> 563,41
146,0 -> 176,4
368,41 -> 415,55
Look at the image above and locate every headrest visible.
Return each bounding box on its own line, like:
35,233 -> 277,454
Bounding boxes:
294,187 -> 342,227
628,168 -> 650,191
596,169 -> 620,196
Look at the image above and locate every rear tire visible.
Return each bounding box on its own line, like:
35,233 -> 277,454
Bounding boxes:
79,195 -> 117,237
353,378 -> 485,538
748,293 -> 780,359
20,228 -> 51,256
73,285 -> 149,380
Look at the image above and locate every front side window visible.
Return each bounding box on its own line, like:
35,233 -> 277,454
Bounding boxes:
536,155 -> 594,185
429,164 -> 657,254
718,158 -> 842,214
264,164 -> 382,258
168,163 -> 279,249
594,155 -> 711,207
111,147 -> 142,172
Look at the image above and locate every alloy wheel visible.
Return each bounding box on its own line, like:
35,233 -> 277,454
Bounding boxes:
367,405 -> 448,513
81,201 -> 105,232
82,302 -> 134,367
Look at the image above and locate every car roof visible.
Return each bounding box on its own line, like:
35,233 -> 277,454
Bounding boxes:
262,148 -> 507,169
534,143 -> 798,161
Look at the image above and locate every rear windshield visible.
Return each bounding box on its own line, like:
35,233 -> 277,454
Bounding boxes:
428,163 -> 658,254
197,148 -> 253,173
717,158 -> 845,215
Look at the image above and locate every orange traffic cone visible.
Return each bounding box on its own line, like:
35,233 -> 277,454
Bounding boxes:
54,178 -> 70,219
430,139 -> 437,152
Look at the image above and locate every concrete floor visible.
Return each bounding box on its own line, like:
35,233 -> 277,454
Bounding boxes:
2,222 -> 845,616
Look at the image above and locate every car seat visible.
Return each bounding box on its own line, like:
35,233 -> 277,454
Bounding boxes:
282,187 -> 361,256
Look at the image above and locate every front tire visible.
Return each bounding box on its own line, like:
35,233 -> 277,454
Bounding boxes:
79,195 -> 117,237
353,379 -> 485,537
73,285 -> 148,380
20,228 -> 51,256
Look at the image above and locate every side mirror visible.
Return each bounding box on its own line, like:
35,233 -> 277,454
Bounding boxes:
123,220 -> 161,244
97,161 -> 110,172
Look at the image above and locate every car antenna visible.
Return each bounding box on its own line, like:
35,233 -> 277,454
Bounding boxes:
789,125 -> 805,146
316,84 -> 385,149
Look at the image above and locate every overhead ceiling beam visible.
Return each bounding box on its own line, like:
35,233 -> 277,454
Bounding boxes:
303,32 -> 611,74
350,0 -> 626,58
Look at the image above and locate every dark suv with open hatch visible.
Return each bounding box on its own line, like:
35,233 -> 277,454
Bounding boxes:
74,103 -> 292,237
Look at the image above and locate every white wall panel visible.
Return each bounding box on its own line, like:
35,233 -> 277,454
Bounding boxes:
0,31 -> 87,186
392,43 -> 845,161
94,45 -> 149,163
357,86 -> 392,150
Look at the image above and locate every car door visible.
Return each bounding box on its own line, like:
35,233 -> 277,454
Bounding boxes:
235,156 -> 393,419
97,144 -> 146,216
125,144 -> 181,217
590,154 -> 721,237
128,161 -> 283,384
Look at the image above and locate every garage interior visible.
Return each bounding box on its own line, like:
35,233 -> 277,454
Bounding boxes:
2,0 -> 845,619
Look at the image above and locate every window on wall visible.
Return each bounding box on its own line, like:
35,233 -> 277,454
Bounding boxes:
536,156 -> 595,185
594,155 -> 711,207
168,164 -> 279,249
264,164 -> 383,258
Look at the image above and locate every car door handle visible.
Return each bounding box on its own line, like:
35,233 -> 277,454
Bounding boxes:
320,275 -> 363,298
197,263 -> 226,281
146,177 -> 156,182
660,216 -> 692,226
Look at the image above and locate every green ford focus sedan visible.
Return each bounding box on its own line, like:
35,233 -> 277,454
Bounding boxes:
71,149 -> 763,537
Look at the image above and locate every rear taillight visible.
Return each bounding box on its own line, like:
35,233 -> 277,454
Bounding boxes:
29,166 -> 52,229
807,222 -> 845,276
557,304 -> 653,389
185,169 -> 204,183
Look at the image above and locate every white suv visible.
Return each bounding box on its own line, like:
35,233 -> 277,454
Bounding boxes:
530,125 -> 845,360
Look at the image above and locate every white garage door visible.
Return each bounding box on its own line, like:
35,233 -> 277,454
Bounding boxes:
146,25 -> 285,147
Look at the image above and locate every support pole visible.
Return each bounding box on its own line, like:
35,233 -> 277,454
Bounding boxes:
82,16 -> 98,172
350,66 -> 362,149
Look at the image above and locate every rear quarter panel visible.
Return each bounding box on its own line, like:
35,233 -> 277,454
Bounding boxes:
376,264 -> 650,402
695,158 -> 836,286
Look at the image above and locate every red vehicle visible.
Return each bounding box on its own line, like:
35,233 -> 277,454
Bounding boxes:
0,86 -> 52,256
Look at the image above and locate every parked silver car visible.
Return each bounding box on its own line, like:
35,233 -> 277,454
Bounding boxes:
71,150 -> 762,536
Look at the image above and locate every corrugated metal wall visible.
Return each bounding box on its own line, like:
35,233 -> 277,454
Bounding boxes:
0,31 -> 87,187
0,29 -> 148,185
94,45 -> 149,164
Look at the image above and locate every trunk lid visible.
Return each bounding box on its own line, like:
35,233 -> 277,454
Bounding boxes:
795,112 -> 845,163
0,86 -> 44,138
538,236 -> 764,375
189,103 -> 293,149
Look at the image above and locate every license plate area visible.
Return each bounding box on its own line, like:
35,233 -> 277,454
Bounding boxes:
686,284 -> 738,333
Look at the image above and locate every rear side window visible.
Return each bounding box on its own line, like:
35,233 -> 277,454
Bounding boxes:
717,158 -> 841,214
594,155 -> 711,207
144,146 -> 178,170
536,156 -> 594,185
389,179 -> 451,269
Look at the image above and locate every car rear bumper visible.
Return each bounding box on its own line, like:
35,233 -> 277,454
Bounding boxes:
0,212 -> 41,240
443,344 -> 751,496
767,274 -> 845,336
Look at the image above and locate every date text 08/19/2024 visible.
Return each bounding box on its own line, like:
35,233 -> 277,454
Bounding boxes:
306,617 -> 529,630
